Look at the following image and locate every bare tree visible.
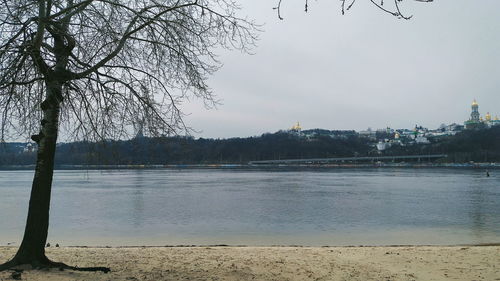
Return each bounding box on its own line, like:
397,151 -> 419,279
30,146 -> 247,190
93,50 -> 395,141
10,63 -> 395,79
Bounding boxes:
0,0 -> 257,271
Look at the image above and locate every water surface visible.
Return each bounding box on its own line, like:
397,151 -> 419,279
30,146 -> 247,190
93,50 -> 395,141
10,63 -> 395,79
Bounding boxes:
0,168 -> 499,246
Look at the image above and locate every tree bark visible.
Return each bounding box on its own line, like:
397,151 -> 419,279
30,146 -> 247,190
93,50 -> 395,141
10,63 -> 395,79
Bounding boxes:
10,80 -> 62,266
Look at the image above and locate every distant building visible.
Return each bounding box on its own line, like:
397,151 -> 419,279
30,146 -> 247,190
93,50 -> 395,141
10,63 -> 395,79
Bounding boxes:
465,99 -> 487,129
376,127 -> 393,134
446,123 -> 464,132
376,140 -> 391,151
291,121 -> 302,132
289,122 -> 303,136
432,123 -> 463,136
359,128 -> 376,139
390,132 -> 404,146
485,112 -> 491,122
398,129 -> 416,138
415,135 -> 430,144
486,113 -> 500,127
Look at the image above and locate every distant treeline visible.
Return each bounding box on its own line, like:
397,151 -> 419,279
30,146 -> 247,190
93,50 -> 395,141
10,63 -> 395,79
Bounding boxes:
56,130 -> 371,165
1,127 -> 500,166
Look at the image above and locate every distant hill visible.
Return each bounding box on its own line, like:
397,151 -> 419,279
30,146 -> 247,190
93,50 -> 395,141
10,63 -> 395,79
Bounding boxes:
1,126 -> 500,166
53,130 -> 371,165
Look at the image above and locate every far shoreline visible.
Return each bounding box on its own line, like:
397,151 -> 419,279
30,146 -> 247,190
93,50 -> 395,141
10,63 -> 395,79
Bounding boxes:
1,163 -> 499,170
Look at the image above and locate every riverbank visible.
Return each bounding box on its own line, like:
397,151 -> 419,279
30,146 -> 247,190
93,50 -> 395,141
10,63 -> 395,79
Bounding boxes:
1,162 -> 500,170
1,246 -> 498,280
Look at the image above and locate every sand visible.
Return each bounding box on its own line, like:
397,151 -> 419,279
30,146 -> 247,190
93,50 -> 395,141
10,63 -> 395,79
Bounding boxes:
0,246 -> 498,280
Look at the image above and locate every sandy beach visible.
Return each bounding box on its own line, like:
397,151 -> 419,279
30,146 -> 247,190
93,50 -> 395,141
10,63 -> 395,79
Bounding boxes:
0,245 -> 498,280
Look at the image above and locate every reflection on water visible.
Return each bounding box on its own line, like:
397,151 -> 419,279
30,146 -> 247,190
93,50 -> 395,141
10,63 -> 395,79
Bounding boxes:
0,168 -> 499,246
131,170 -> 146,227
470,183 -> 487,238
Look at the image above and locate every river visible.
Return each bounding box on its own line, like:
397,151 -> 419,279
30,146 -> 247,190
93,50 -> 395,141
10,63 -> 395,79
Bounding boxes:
0,168 -> 498,246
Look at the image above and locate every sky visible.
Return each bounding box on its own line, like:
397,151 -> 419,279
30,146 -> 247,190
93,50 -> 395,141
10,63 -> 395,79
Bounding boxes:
180,0 -> 500,138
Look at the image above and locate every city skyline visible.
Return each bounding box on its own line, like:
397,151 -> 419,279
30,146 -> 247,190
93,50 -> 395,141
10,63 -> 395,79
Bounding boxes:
180,0 -> 500,139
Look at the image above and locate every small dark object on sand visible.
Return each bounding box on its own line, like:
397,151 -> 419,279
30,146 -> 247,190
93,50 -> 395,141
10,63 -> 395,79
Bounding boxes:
56,243 -> 60,248
486,170 -> 490,177
46,243 -> 51,247
11,269 -> 23,280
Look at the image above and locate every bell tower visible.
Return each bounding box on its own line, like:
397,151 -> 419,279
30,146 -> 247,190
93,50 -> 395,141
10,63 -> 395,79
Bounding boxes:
470,99 -> 480,122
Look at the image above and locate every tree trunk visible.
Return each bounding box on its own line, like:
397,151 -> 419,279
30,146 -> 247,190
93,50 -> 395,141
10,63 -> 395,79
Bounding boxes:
10,80 -> 62,266
0,80 -> 110,272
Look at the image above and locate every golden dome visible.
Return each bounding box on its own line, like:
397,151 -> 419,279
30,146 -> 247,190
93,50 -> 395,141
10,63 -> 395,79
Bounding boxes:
485,112 -> 492,121
472,99 -> 478,106
291,122 -> 301,131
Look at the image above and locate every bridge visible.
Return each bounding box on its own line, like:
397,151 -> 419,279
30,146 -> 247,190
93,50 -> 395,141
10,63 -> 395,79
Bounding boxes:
248,154 -> 448,165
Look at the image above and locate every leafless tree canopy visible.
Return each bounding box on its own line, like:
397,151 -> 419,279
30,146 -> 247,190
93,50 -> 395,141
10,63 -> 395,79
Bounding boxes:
0,0 -> 257,141
274,0 -> 433,20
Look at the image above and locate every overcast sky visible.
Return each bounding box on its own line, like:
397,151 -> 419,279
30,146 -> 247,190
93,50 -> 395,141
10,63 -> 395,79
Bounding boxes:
180,0 -> 500,138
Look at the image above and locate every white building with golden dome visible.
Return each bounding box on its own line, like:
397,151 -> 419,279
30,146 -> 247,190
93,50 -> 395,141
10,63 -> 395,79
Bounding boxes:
291,122 -> 302,132
487,114 -> 500,127
464,99 -> 500,129
465,99 -> 486,129
288,122 -> 303,136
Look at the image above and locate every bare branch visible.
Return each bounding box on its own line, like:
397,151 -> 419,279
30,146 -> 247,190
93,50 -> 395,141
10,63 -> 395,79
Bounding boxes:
275,0 -> 433,20
0,0 -> 258,141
